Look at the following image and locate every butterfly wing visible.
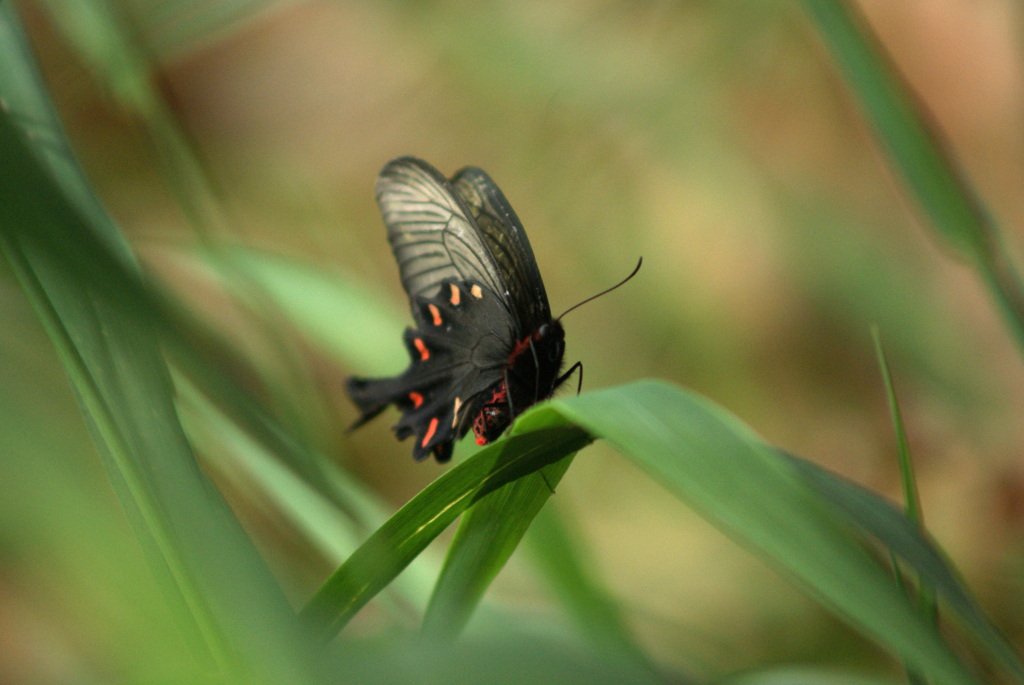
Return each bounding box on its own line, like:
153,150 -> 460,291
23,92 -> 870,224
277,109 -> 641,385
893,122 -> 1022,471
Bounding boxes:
376,157 -> 506,307
451,165 -> 552,332
351,157 -> 557,462
347,278 -> 511,461
375,157 -> 552,332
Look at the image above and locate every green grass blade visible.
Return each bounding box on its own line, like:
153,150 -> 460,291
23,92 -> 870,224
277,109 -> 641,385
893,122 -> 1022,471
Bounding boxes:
871,327 -> 934,685
526,503 -> 660,675
786,454 -> 1022,681
542,380 -> 979,685
716,667 -> 898,685
802,0 -> 985,257
802,0 -> 1024,353
325,628 -> 658,685
0,142 -> 310,681
300,426 -> 591,644
0,6 -> 314,681
871,327 -> 922,525
874,326 -> 935,625
196,245 -> 409,375
176,377 -> 438,616
305,375 -> 1018,680
421,457 -> 576,640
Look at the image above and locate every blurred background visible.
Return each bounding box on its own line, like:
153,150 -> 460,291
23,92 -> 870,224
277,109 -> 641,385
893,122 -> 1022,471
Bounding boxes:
3,0 -> 1024,680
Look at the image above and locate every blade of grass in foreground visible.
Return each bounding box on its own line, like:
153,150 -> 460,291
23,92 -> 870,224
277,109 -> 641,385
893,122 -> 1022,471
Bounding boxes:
421,415 -> 657,674
300,425 -> 590,644
306,377 -> 1021,681
0,7 -> 313,682
0,123 -> 312,682
421,457 -> 576,640
539,380 -> 988,685
801,0 -> 1024,354
176,377 -> 438,618
785,455 -> 1020,681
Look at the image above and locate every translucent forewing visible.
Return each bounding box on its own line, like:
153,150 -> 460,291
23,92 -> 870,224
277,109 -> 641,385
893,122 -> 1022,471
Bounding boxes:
376,157 -> 505,307
375,157 -> 552,332
451,166 -> 552,332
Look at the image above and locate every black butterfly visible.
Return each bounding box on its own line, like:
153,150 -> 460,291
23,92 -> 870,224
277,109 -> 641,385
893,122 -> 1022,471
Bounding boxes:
346,156 -> 579,462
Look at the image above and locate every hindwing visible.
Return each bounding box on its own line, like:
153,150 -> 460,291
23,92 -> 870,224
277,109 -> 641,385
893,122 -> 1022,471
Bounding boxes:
346,280 -> 511,462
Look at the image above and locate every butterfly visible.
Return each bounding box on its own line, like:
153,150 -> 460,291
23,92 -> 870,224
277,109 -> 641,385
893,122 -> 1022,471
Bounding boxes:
347,156 -> 638,462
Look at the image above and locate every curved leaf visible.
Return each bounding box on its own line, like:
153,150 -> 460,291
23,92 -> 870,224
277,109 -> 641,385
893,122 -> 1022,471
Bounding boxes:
541,380 -> 982,685
300,425 -> 590,643
421,457 -> 576,640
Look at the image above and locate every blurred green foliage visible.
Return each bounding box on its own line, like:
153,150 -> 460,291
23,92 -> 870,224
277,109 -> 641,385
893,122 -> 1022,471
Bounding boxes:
3,0 -> 1024,682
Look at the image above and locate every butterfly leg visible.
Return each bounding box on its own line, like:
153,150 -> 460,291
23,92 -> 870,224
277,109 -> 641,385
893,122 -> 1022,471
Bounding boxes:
555,361 -> 583,395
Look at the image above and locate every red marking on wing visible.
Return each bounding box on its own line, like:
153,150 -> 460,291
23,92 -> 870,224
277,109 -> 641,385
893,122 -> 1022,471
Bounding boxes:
421,417 -> 439,447
449,283 -> 461,306
414,338 -> 430,360
508,335 -> 532,364
428,304 -> 442,326
409,391 -> 424,408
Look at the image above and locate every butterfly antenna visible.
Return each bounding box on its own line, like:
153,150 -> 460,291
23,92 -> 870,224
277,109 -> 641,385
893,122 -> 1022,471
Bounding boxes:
556,257 -> 642,321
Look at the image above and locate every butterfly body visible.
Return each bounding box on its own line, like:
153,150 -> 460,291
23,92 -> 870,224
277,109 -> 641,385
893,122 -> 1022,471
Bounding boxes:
347,157 -> 570,462
472,319 -> 566,447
